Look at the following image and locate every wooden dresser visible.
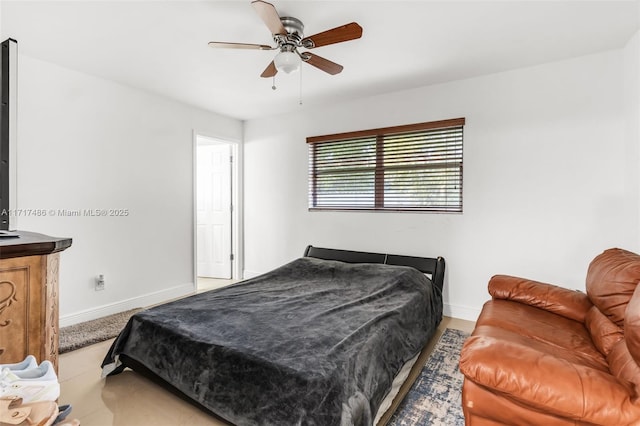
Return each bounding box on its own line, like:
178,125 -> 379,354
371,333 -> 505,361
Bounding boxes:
0,231 -> 72,372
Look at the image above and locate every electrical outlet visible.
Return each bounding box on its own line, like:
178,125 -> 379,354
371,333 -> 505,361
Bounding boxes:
95,274 -> 105,291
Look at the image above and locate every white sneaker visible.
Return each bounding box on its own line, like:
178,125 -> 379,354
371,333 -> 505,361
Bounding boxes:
0,360 -> 60,403
0,355 -> 38,372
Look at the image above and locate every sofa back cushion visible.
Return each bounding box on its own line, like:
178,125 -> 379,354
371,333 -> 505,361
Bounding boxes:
586,248 -> 640,327
585,306 -> 623,356
625,284 -> 640,366
607,340 -> 640,399
589,248 -> 640,397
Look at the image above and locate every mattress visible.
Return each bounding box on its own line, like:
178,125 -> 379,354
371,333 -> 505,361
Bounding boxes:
102,256 -> 443,425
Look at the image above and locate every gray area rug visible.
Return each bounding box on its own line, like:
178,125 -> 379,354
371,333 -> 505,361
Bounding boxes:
59,308 -> 142,354
389,328 -> 470,426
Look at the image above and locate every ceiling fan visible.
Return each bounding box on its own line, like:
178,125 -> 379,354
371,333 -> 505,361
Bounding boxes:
208,0 -> 363,78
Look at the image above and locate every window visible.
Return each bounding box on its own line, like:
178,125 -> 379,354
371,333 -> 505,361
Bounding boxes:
307,118 -> 464,213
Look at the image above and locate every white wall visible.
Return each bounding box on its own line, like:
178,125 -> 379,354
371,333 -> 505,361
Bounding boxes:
14,55 -> 242,325
244,48 -> 637,320
625,30 -> 640,237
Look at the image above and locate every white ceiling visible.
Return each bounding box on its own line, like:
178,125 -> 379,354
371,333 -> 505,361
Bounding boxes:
2,1 -> 639,121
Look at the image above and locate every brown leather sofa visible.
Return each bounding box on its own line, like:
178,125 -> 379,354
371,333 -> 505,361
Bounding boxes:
459,248 -> 640,425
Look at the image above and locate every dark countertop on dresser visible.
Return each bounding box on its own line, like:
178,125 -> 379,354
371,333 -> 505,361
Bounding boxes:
0,231 -> 72,259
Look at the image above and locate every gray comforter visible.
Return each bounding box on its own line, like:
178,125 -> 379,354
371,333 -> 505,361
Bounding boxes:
101,257 -> 442,426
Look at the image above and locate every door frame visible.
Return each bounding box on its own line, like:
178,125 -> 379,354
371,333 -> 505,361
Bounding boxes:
192,131 -> 242,288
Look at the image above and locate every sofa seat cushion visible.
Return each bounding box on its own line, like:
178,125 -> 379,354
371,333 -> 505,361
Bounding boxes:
462,380 -> 595,426
474,300 -> 608,371
460,325 -> 640,424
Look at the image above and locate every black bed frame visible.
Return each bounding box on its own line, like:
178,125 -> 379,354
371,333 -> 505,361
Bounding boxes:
304,245 -> 445,293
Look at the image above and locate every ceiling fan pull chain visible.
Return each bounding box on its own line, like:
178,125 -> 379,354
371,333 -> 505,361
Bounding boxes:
272,75 -> 276,90
299,64 -> 303,106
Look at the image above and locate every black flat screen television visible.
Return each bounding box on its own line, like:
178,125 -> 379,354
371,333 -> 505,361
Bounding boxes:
1,38 -> 17,231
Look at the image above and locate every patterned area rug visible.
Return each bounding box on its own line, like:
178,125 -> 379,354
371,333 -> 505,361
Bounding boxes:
59,308 -> 142,353
388,328 -> 470,426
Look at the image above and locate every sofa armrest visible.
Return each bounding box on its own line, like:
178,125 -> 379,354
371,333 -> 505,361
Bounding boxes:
489,275 -> 592,323
460,334 -> 640,425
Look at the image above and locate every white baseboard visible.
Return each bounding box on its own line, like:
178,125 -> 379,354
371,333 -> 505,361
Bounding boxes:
59,282 -> 195,327
444,303 -> 481,322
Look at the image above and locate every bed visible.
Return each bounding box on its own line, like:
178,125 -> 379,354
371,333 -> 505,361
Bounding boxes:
101,246 -> 445,426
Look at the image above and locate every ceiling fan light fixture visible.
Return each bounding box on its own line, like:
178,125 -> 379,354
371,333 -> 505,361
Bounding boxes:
274,50 -> 301,74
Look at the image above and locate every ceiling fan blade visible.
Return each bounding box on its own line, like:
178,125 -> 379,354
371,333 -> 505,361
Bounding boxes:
302,53 -> 343,75
208,41 -> 274,50
251,0 -> 286,35
260,60 -> 278,78
301,22 -> 363,49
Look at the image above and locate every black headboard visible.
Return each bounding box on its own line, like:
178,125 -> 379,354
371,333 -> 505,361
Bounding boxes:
304,245 -> 445,293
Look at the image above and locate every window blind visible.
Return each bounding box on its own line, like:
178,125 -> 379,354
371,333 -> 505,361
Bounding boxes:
307,118 -> 464,213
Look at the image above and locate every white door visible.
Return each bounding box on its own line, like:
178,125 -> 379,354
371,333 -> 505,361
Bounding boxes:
197,142 -> 232,279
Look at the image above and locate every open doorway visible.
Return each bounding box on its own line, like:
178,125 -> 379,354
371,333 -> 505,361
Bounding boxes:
194,134 -> 240,292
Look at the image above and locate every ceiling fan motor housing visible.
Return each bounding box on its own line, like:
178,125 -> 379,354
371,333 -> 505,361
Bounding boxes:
276,16 -> 304,48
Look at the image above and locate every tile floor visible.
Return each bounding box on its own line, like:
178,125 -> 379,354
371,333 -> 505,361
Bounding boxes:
197,277 -> 237,293
59,316 -> 475,426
